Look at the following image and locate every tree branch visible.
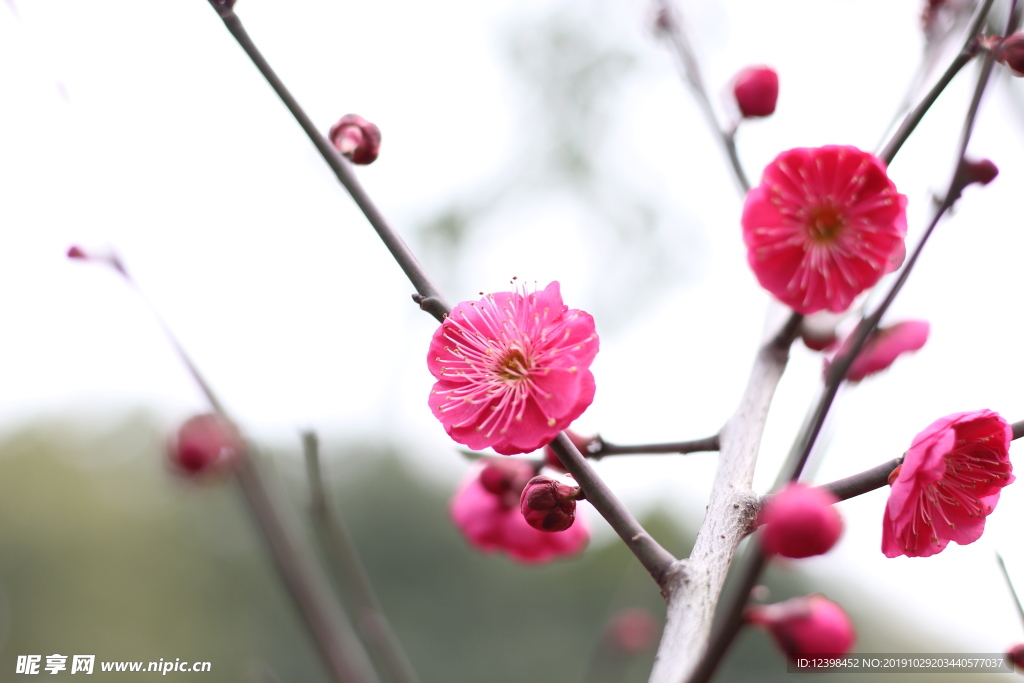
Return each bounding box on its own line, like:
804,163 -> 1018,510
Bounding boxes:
647,312 -> 801,683
207,1 -> 676,589
686,11 -> 1000,680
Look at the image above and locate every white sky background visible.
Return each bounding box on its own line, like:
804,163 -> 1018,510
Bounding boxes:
3,0 -> 1024,661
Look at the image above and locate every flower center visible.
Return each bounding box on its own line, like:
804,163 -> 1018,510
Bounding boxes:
498,347 -> 531,381
806,205 -> 844,243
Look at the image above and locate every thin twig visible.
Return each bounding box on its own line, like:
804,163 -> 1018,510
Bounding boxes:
207,1 -> 676,589
818,457 -> 902,503
996,553 -> 1024,631
654,0 -> 751,193
210,5 -> 449,322
878,0 -> 995,165
591,434 -> 720,457
303,432 -> 421,683
81,254 -> 380,683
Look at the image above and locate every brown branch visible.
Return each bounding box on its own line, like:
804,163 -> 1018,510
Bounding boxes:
206,0 -> 676,590
591,434 -> 720,457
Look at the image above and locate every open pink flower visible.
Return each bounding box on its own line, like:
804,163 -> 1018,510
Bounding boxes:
883,410 -> 1014,558
450,462 -> 589,564
825,319 -> 930,382
428,281 -> 599,455
742,146 -> 907,315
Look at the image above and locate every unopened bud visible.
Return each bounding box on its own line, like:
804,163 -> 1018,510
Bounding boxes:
746,595 -> 855,660
1006,643 -> 1024,672
328,114 -> 381,165
960,158 -> 999,187
733,66 -> 778,118
994,33 -> 1024,77
543,429 -> 597,473
605,608 -> 660,655
66,245 -> 126,276
169,413 -> 243,477
759,483 -> 843,559
520,476 -> 580,532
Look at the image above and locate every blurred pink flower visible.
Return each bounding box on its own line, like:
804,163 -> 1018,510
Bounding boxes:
747,595 -> 855,660
742,146 -> 907,315
450,462 -> 589,563
428,281 -> 598,455
826,320 -> 930,382
759,483 -> 843,559
605,608 -> 660,655
883,410 -> 1014,558
169,413 -> 243,478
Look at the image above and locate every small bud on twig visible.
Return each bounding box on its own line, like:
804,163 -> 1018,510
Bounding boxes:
329,114 -> 381,165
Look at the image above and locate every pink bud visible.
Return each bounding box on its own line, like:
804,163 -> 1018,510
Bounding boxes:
520,476 -> 580,532
960,158 -> 999,187
543,429 -> 596,473
1006,643 -> 1024,671
169,414 -> 243,477
67,245 -> 88,260
994,33 -> 1024,77
733,66 -> 778,118
759,483 -> 842,559
746,595 -> 855,660
605,608 -> 660,655
328,114 -> 381,165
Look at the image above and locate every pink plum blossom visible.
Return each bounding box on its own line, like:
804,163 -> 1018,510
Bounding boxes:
742,146 -> 907,315
520,476 -> 580,532
826,319 -> 930,382
450,462 -> 589,564
759,483 -> 843,559
883,410 -> 1014,558
428,281 -> 599,455
747,595 -> 855,660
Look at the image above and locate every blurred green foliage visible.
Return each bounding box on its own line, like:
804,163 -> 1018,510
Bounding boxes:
0,413 -> 996,682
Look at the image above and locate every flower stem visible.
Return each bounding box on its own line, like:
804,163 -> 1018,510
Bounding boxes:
303,432 -> 422,683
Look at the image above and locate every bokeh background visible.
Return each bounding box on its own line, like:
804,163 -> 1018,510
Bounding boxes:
3,0 -> 1024,680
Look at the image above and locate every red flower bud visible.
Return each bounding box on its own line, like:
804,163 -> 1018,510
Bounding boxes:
759,483 -> 843,559
733,66 -> 778,118
169,414 -> 243,477
543,429 -> 596,473
746,595 -> 855,660
520,476 -> 580,532
328,114 -> 381,165
1006,643 -> 1024,671
605,608 -> 660,654
994,33 -> 1024,77
960,158 -> 999,187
